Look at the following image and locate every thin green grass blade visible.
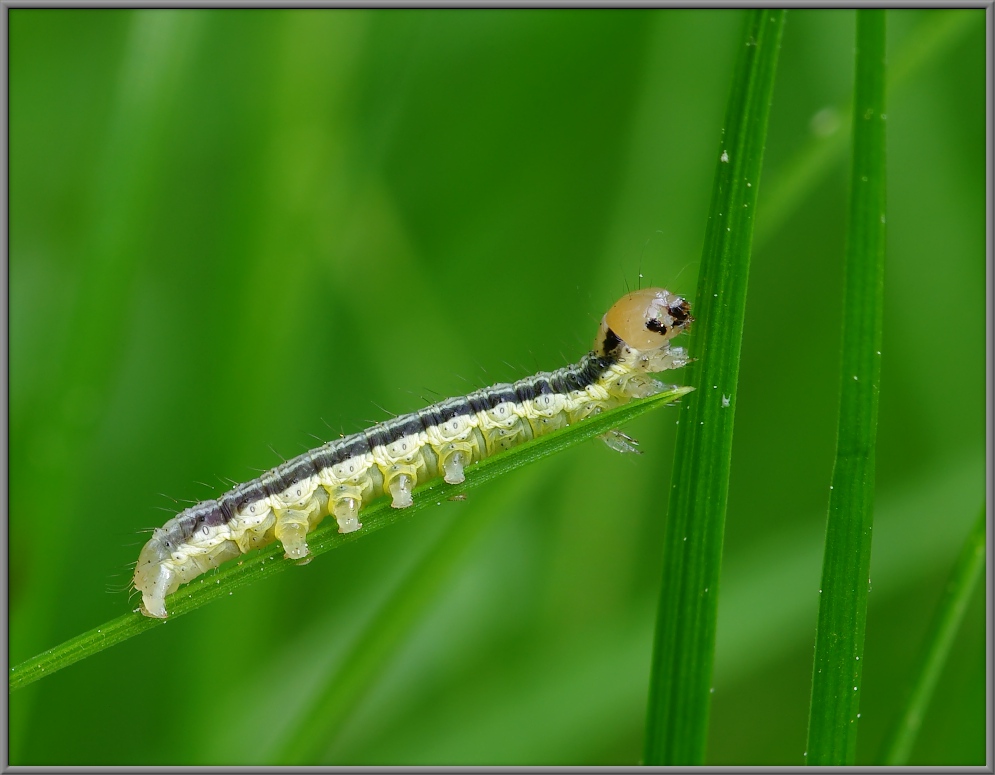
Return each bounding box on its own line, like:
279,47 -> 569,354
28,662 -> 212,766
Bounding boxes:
642,9 -> 785,765
805,10 -> 887,765
880,503 -> 987,764
9,384 -> 691,694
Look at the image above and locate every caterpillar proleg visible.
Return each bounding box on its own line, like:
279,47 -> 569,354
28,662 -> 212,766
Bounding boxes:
133,288 -> 694,618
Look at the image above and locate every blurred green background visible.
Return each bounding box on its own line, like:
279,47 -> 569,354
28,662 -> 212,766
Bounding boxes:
9,9 -> 986,766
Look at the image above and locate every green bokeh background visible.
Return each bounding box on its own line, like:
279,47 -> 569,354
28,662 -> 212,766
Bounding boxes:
9,9 -> 986,766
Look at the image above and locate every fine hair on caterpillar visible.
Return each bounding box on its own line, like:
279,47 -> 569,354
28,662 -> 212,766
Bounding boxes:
133,288 -> 694,618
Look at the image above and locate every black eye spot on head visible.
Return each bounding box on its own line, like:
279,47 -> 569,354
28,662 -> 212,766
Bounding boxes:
646,318 -> 668,335
669,303 -> 690,324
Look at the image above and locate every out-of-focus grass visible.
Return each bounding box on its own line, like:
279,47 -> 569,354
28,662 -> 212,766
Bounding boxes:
881,503 -> 986,764
9,9 -> 985,765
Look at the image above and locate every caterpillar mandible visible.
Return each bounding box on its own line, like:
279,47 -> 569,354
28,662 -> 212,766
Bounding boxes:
133,288 -> 694,618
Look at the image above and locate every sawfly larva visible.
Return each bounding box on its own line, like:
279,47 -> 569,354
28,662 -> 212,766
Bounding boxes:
134,288 -> 694,618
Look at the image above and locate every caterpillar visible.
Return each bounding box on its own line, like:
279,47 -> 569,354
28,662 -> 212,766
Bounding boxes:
133,288 -> 694,618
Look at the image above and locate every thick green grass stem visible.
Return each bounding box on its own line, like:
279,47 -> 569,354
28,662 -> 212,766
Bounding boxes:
9,385 -> 691,694
642,10 -> 785,765
805,10 -> 887,766
880,503 -> 987,764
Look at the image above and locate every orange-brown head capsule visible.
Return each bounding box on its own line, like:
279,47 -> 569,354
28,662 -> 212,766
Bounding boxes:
594,287 -> 693,356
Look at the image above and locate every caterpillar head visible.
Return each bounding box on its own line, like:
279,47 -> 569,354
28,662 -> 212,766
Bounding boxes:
594,287 -> 693,371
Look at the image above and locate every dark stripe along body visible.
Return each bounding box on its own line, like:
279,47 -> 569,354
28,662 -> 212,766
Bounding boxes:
134,288 -> 694,617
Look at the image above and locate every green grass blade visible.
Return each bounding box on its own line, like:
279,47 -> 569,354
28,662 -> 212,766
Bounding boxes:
880,503 -> 987,764
642,9 -> 785,765
9,384 -> 691,694
805,10 -> 887,765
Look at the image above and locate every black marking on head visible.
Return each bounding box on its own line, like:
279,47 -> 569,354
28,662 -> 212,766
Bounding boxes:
646,318 -> 668,335
601,327 -> 622,355
669,301 -> 691,324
